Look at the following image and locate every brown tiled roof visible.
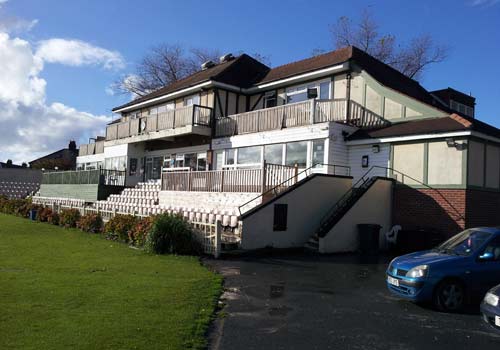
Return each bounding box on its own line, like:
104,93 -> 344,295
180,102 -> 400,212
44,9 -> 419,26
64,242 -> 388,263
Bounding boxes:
260,46 -> 446,112
346,114 -> 500,141
112,54 -> 270,111
259,46 -> 353,83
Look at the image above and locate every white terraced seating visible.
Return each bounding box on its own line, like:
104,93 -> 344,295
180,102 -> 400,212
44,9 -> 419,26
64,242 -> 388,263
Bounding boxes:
0,181 -> 40,199
158,191 -> 260,215
92,182 -> 241,228
32,196 -> 85,207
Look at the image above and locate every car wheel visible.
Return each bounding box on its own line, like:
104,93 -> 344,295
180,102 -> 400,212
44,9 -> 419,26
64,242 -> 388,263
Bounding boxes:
434,280 -> 465,312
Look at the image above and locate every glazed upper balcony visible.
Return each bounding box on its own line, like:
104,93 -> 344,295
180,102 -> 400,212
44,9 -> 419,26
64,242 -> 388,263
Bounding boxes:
214,99 -> 390,138
106,105 -> 212,143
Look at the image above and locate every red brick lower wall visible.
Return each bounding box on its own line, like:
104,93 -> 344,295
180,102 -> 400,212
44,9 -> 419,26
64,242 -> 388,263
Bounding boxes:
465,189 -> 500,228
393,187 -> 466,236
393,186 -> 500,237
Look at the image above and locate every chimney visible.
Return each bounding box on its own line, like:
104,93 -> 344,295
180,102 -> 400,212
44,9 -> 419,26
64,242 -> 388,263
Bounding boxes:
69,140 -> 77,151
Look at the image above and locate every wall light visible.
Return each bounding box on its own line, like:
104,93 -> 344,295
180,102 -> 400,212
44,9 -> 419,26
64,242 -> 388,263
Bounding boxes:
445,138 -> 456,147
372,145 -> 380,153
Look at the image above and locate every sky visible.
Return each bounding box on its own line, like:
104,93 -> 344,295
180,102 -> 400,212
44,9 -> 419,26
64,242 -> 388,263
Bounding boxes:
0,0 -> 499,163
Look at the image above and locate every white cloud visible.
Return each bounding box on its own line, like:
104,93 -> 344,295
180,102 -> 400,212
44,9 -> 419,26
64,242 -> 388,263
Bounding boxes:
36,38 -> 125,70
0,32 -> 112,164
469,0 -> 500,6
0,0 -> 38,33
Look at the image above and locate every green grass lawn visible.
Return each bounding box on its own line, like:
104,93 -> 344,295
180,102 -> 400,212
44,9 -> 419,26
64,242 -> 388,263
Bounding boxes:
0,213 -> 222,350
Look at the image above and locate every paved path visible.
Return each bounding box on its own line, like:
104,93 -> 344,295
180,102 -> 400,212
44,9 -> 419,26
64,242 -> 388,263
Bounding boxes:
206,254 -> 500,350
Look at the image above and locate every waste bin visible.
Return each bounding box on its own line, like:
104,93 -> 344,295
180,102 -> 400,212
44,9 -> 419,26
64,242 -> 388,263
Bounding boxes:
29,209 -> 38,221
358,224 -> 382,255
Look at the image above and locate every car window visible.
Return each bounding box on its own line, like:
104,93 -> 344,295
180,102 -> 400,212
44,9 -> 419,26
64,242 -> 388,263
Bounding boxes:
481,236 -> 500,261
436,229 -> 493,256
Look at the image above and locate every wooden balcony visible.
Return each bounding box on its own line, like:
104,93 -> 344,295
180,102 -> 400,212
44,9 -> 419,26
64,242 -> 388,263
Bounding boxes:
215,99 -> 390,137
106,105 -> 212,142
161,163 -> 298,193
79,140 -> 105,156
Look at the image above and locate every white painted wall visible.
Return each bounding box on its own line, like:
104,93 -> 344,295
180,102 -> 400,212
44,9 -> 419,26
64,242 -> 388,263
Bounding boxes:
328,123 -> 357,173
241,175 -> 352,250
76,153 -> 105,165
319,178 -> 393,253
348,144 -> 390,182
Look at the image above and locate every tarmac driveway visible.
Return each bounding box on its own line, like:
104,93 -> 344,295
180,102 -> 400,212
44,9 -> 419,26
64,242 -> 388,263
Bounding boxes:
206,253 -> 500,350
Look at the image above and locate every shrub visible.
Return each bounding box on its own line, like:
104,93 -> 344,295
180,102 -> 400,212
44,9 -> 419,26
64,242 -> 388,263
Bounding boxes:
59,208 -> 81,228
145,213 -> 201,255
0,198 -> 32,217
128,216 -> 155,247
77,213 -> 104,233
47,210 -> 60,225
104,214 -> 138,242
37,207 -> 53,222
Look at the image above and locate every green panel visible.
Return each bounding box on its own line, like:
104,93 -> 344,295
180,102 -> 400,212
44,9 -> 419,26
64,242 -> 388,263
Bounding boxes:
39,184 -> 100,202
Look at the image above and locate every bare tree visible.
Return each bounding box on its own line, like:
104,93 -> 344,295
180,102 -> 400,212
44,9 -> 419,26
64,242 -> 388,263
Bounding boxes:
331,11 -> 449,80
114,45 -> 272,97
113,44 -> 221,97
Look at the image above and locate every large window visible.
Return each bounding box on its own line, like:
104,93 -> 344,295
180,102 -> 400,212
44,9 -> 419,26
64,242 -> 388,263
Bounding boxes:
104,156 -> 126,171
285,80 -> 330,104
183,94 -> 200,106
264,144 -> 283,164
286,141 -> 308,167
237,146 -> 261,165
214,150 -> 224,170
312,139 -> 325,167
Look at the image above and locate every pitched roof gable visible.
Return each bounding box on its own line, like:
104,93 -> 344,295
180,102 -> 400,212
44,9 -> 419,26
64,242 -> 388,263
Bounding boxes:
112,54 -> 270,112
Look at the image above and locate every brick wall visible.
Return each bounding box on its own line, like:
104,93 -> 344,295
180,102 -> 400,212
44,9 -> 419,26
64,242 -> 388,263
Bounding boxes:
466,189 -> 500,228
393,186 -> 466,236
393,186 -> 500,237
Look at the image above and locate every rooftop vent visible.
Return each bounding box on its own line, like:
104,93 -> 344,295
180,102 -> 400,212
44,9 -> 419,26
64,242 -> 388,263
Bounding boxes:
219,53 -> 235,63
201,60 -> 216,70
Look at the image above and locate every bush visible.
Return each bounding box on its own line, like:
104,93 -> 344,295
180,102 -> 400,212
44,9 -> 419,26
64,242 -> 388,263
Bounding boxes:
128,216 -> 155,247
145,213 -> 201,255
77,213 -> 104,233
0,198 -> 32,217
47,210 -> 60,225
104,214 -> 138,242
59,208 -> 81,228
37,207 -> 53,222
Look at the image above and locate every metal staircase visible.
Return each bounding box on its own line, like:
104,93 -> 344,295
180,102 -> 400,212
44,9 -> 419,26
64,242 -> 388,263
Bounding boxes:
318,176 -> 378,236
304,169 -> 383,252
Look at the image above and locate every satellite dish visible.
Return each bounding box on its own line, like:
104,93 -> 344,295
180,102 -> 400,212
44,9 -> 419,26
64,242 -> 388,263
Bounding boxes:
140,119 -> 147,131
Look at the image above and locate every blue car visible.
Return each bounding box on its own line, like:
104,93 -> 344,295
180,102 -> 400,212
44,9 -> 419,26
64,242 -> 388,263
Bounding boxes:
481,284 -> 500,331
386,227 -> 500,312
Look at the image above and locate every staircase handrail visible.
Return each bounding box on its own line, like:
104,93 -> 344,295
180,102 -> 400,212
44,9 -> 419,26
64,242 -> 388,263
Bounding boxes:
315,165 -> 466,238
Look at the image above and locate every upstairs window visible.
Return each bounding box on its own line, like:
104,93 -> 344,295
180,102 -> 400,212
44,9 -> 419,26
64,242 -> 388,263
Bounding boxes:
285,80 -> 330,104
264,91 -> 277,108
183,94 -> 200,106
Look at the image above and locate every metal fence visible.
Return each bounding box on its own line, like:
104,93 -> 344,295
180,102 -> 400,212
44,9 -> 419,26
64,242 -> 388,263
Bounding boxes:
42,169 -> 126,186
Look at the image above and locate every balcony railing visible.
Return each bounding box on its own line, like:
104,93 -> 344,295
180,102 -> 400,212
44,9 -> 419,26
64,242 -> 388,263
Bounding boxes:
215,99 -> 390,137
42,169 -> 126,186
79,141 -> 105,156
106,104 -> 212,141
161,163 -> 298,193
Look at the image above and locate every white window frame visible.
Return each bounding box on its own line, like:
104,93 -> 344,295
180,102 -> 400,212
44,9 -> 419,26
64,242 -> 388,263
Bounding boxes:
285,79 -> 331,104
183,94 -> 200,107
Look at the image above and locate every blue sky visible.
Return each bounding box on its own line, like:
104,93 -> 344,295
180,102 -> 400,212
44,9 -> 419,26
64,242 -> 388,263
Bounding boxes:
0,0 -> 499,162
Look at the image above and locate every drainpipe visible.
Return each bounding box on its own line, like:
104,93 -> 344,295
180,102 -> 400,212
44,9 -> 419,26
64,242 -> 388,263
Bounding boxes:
346,73 -> 352,124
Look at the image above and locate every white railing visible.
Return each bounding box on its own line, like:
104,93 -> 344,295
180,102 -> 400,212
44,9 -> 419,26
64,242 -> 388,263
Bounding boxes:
38,202 -> 223,258
106,105 -> 212,141
215,98 -> 390,137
